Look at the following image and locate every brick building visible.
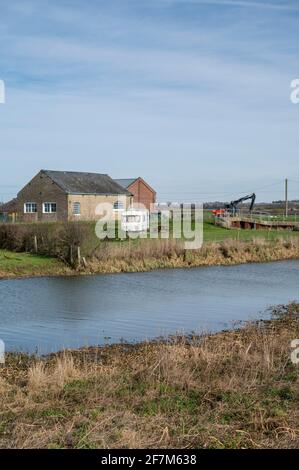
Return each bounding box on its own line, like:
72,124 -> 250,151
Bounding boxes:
0,198 -> 17,222
16,170 -> 132,222
114,177 -> 156,211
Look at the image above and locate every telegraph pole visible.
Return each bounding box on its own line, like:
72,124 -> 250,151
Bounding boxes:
285,178 -> 288,218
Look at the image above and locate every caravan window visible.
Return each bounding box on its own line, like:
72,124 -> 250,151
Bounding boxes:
126,215 -> 140,223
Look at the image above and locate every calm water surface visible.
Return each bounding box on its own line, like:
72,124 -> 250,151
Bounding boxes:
0,260 -> 298,354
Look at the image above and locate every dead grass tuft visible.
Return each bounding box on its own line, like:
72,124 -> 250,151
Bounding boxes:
84,237 -> 299,274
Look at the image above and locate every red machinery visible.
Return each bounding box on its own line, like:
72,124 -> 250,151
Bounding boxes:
212,209 -> 226,217
212,193 -> 256,218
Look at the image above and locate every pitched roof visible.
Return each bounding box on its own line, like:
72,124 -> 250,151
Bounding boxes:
42,170 -> 131,196
114,178 -> 138,189
0,198 -> 17,213
115,177 -> 156,195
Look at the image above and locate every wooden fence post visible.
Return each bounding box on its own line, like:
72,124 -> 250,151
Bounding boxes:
34,235 -> 38,253
77,246 -> 81,267
70,245 -> 74,266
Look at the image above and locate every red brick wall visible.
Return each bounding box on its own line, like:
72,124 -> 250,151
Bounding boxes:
128,178 -> 156,211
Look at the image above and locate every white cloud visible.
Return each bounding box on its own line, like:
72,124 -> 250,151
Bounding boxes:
0,0 -> 298,201
162,0 -> 299,11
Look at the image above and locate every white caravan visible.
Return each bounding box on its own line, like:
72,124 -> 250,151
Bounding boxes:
121,209 -> 149,233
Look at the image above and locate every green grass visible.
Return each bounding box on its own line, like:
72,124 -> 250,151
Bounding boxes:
203,221 -> 297,242
0,249 -> 68,277
0,250 -> 57,269
202,214 -> 299,243
155,213 -> 299,243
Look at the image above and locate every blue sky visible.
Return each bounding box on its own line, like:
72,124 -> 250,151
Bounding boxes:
0,0 -> 299,202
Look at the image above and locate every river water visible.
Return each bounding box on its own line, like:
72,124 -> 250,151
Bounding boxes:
0,260 -> 298,354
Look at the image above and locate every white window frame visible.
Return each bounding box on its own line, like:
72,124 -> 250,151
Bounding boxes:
43,202 -> 57,214
24,202 -> 37,213
73,202 -> 81,216
113,201 -> 125,211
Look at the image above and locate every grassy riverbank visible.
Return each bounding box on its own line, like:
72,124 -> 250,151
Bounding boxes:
1,236 -> 299,279
85,237 -> 299,274
0,250 -> 71,279
0,303 -> 298,449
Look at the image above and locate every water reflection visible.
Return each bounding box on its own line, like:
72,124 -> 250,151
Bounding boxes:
0,260 -> 298,354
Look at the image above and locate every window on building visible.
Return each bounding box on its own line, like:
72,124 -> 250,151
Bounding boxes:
73,202 -> 81,215
43,202 -> 57,213
113,201 -> 125,210
24,203 -> 37,213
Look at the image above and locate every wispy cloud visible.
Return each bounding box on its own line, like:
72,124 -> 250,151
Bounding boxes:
163,0 -> 299,11
0,0 -> 298,201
